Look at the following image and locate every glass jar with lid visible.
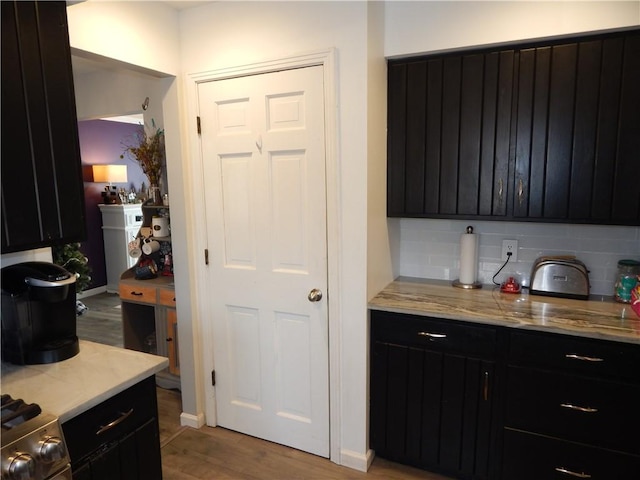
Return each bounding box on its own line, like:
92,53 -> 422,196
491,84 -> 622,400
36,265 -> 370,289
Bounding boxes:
614,259 -> 640,303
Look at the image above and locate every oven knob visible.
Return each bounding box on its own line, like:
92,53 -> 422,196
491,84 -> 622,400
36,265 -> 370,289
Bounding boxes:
5,452 -> 36,480
38,435 -> 66,463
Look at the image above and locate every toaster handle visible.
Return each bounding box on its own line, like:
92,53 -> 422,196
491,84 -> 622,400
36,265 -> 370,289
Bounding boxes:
565,354 -> 604,363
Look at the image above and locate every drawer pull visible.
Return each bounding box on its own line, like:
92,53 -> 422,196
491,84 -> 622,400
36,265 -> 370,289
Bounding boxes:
131,291 -> 144,296
555,467 -> 591,478
417,332 -> 447,339
560,403 -> 598,413
96,408 -> 134,435
565,354 -> 603,363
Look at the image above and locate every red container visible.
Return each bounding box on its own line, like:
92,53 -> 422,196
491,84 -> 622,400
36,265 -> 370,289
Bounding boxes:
631,282 -> 640,318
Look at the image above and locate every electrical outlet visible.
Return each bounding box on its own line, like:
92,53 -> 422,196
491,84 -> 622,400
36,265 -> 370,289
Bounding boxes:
501,239 -> 518,262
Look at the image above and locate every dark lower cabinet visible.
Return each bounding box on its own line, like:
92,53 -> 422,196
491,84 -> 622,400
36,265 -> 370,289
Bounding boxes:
63,376 -> 162,480
370,310 -> 640,479
503,330 -> 640,479
370,311 -> 501,479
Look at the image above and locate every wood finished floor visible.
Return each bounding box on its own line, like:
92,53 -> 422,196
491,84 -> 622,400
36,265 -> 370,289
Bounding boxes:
76,292 -> 123,347
158,387 -> 452,479
81,293 -> 453,479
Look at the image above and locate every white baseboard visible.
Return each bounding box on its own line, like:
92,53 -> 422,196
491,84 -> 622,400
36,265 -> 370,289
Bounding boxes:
339,448 -> 374,472
180,411 -> 205,429
78,286 -> 107,299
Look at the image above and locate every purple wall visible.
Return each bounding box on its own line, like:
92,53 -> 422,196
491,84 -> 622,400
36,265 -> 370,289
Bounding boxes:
77,119 -> 149,290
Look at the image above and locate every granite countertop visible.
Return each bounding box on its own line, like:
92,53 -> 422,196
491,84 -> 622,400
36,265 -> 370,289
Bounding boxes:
369,277 -> 640,344
1,340 -> 168,423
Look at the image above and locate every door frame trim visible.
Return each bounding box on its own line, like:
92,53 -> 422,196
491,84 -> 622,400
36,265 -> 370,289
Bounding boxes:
186,48 -> 341,463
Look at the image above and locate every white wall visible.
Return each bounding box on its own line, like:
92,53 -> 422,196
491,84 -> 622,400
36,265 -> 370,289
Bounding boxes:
67,1 -> 181,76
67,2 -> 202,429
367,2 -> 394,300
384,1 -> 640,296
385,1 -> 640,57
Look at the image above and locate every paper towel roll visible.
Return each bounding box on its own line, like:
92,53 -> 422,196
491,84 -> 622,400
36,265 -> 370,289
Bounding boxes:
459,232 -> 478,285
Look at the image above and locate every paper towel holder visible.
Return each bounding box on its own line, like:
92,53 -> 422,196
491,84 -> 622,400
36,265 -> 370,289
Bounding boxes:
452,279 -> 482,289
452,226 -> 483,289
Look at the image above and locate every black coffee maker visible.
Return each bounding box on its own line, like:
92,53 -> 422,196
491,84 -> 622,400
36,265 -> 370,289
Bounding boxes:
1,262 -> 80,365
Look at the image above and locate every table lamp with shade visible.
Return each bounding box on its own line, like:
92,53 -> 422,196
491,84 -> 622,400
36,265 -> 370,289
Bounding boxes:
92,164 -> 128,204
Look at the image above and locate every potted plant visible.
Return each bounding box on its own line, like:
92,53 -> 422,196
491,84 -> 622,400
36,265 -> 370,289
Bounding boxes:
121,120 -> 165,204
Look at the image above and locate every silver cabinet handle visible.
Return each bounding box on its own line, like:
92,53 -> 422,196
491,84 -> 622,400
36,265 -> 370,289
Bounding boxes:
555,467 -> 592,478
560,403 -> 598,413
498,178 -> 504,203
308,288 -> 322,302
517,178 -> 524,206
565,354 -> 604,362
417,332 -> 447,339
96,408 -> 134,435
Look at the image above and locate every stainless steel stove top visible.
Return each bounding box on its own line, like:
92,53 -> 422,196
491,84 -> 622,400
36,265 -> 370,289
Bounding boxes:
1,394 -> 71,480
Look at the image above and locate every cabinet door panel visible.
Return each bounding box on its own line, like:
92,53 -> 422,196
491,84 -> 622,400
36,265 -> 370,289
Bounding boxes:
544,43 -> 577,219
515,46 -> 551,218
440,57 -> 462,215
0,2 -> 42,247
370,337 -> 494,478
569,40 -> 601,219
387,63 -> 407,216
370,341 -> 389,452
424,59 -> 443,214
458,54 -> 484,215
420,350 -> 443,466
491,51 -> 514,217
118,431 -> 139,480
592,37 -> 623,220
90,442 -> 121,480
385,343 -> 410,460
135,417 -> 163,480
405,62 -> 427,214
613,32 -> 640,223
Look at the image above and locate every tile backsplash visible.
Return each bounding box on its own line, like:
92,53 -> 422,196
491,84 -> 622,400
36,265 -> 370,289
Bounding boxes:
395,218 -> 640,296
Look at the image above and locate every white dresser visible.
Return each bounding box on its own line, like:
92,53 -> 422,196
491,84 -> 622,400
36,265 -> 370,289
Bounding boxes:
98,204 -> 143,293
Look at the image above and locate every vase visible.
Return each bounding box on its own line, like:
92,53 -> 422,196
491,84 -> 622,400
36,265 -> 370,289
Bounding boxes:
149,185 -> 162,205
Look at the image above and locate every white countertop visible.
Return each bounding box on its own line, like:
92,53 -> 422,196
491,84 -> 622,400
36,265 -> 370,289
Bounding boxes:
369,277 -> 640,344
1,340 -> 168,423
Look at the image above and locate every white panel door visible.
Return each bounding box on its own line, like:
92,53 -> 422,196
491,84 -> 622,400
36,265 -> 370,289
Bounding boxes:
198,65 -> 329,457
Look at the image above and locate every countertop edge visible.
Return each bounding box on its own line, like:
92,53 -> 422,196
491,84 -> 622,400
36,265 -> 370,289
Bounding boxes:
369,278 -> 640,345
58,362 -> 168,423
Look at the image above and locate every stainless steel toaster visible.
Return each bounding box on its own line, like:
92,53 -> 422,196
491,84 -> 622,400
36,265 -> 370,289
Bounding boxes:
529,256 -> 590,300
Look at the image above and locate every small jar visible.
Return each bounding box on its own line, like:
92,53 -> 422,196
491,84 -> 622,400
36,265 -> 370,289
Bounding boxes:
614,259 -> 640,303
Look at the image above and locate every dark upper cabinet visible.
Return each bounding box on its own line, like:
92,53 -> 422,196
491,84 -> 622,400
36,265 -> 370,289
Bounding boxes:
388,50 -> 514,218
1,1 -> 86,253
388,28 -> 640,226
